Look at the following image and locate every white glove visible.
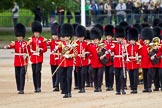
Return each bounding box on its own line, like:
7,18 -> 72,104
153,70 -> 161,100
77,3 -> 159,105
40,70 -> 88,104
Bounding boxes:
63,54 -> 70,59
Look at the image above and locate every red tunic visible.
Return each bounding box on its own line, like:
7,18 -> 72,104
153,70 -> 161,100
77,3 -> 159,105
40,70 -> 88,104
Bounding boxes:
113,43 -> 126,68
75,40 -> 89,67
88,43 -> 103,68
104,40 -> 115,66
59,41 -> 74,67
139,44 -> 153,68
126,44 -> 140,69
8,40 -> 28,66
28,36 -> 47,64
47,39 -> 60,66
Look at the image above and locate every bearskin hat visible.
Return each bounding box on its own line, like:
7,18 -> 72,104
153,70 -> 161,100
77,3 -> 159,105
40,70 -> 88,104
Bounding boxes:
90,27 -> 101,40
85,30 -> 91,40
153,18 -> 162,27
153,26 -> 162,39
141,23 -> 150,28
32,21 -> 42,33
104,24 -> 114,36
60,23 -> 74,37
133,23 -> 142,34
94,24 -> 103,36
115,26 -> 125,38
51,23 -> 59,35
119,21 -> 129,29
127,27 -> 138,41
14,23 -> 26,37
73,23 -> 79,36
141,27 -> 154,41
76,25 -> 86,37
158,23 -> 162,28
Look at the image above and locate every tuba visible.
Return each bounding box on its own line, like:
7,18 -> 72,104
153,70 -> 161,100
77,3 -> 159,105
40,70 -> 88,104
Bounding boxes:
148,37 -> 161,65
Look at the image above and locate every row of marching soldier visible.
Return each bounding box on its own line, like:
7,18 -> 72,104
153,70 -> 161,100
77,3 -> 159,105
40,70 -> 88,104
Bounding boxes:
4,18 -> 162,98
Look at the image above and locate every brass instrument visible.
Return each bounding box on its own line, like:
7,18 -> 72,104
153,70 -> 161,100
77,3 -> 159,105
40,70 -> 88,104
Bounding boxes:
148,37 -> 161,65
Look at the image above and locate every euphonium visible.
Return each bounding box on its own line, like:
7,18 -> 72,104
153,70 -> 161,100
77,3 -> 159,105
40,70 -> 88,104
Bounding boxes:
148,37 -> 161,65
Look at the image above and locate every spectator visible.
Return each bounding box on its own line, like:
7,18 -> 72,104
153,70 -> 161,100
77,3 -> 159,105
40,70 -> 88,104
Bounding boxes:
89,0 -> 98,25
66,11 -> 73,23
133,0 -> 141,23
155,0 -> 161,18
98,0 -> 105,24
111,0 -> 117,25
115,0 -> 126,24
33,5 -> 42,23
42,8 -> 49,27
12,2 -> 19,26
148,0 -> 155,23
85,0 -> 91,26
57,6 -> 64,25
104,0 -> 112,24
126,0 -> 133,24
50,10 -> 55,26
142,2 -> 149,23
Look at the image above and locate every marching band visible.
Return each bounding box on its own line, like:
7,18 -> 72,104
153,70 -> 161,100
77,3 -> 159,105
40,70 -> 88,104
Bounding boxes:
4,19 -> 162,98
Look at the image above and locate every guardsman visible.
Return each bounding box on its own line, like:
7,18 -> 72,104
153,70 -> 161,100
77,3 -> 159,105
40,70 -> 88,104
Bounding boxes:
59,23 -> 76,98
139,27 -> 154,92
47,23 -> 60,91
4,23 -> 28,94
88,27 -> 104,92
113,26 -> 126,95
28,21 -> 47,93
126,27 -> 140,94
85,30 -> 93,87
151,26 -> 162,91
75,25 -> 89,93
104,24 -> 115,91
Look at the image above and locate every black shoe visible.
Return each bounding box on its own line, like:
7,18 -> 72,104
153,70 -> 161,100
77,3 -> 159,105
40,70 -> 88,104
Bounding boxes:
78,88 -> 85,93
153,88 -> 159,91
89,83 -> 93,87
61,91 -> 65,94
53,87 -> 59,92
94,88 -> 99,92
131,90 -> 137,94
74,86 -> 79,90
124,87 -> 127,90
98,88 -> 102,92
106,87 -> 113,91
116,92 -> 121,95
34,88 -> 41,93
122,90 -> 126,95
63,93 -> 72,98
148,89 -> 152,93
142,89 -> 148,92
18,91 -> 24,94
85,84 -> 90,87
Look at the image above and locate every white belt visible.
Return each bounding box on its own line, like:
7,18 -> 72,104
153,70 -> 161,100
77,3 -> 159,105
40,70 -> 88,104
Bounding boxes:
128,56 -> 136,59
114,55 -> 122,58
15,53 -> 26,56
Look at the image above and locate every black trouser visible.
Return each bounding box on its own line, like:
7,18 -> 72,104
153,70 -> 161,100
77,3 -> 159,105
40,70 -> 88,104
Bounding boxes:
13,18 -> 18,26
32,63 -> 42,90
85,65 -> 93,85
74,67 -> 79,88
92,67 -> 104,89
143,68 -> 153,90
114,68 -> 125,92
15,66 -> 26,91
105,65 -> 114,88
128,69 -> 139,90
50,65 -> 57,88
158,68 -> 162,89
60,67 -> 73,94
77,66 -> 88,89
153,68 -> 160,89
